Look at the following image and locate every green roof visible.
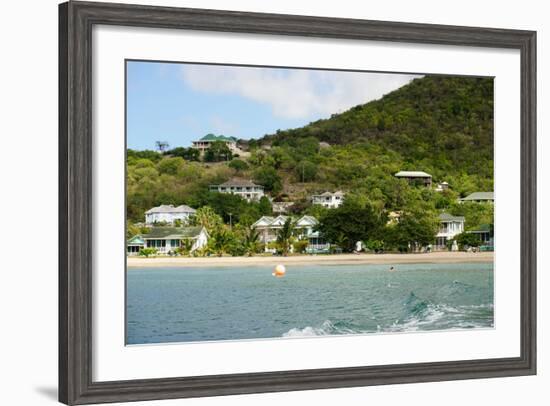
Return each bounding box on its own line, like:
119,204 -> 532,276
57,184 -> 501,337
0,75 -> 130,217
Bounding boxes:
127,235 -> 145,245
141,226 -> 205,239
200,133 -> 237,142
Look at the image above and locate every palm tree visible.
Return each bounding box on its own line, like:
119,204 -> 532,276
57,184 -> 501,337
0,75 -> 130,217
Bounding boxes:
243,228 -> 261,257
276,218 -> 296,256
178,238 -> 194,256
209,228 -> 235,257
190,206 -> 223,233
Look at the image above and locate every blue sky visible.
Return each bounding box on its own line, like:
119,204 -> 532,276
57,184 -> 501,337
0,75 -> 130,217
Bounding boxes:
126,61 -> 420,150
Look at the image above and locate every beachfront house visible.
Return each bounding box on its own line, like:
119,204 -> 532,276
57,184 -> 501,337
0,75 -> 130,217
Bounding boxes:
252,215 -> 329,253
435,213 -> 465,249
191,133 -> 239,156
127,226 -> 209,256
394,171 -> 433,187
127,235 -> 146,255
210,179 -> 265,202
145,204 -> 196,225
311,191 -> 345,208
459,191 -> 494,204
467,224 -> 494,249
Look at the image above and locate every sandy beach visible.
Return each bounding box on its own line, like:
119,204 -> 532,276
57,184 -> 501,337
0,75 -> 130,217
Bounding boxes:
127,251 -> 493,268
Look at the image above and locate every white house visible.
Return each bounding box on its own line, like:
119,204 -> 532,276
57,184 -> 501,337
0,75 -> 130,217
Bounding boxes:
459,191 -> 494,203
145,204 -> 196,225
210,179 -> 265,202
435,213 -> 465,249
311,191 -> 345,208
127,226 -> 209,256
251,215 -> 329,252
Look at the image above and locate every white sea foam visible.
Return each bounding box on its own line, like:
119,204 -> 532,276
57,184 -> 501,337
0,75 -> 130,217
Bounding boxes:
282,320 -> 357,337
281,303 -> 494,338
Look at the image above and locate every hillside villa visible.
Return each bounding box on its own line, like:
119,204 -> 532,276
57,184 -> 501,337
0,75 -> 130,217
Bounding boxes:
252,215 -> 330,253
210,179 -> 265,202
435,213 -> 465,250
192,133 -> 239,156
459,191 -> 494,203
395,171 -> 433,187
145,204 -> 196,225
311,191 -> 345,208
127,226 -> 209,256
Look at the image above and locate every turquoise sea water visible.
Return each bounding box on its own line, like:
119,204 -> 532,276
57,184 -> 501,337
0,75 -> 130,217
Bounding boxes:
126,262 -> 493,345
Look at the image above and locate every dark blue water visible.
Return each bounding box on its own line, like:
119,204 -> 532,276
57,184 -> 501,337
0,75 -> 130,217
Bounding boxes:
126,262 -> 493,345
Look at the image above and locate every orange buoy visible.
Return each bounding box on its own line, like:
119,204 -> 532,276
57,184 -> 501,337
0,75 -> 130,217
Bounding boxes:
272,264 -> 286,277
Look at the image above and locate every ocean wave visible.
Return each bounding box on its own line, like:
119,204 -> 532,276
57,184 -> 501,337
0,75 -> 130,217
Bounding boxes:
282,320 -> 359,337
281,297 -> 494,337
393,294 -> 494,332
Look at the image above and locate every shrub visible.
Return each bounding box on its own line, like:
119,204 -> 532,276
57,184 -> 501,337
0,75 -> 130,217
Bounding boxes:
228,159 -> 249,172
139,248 -> 158,258
293,240 -> 309,254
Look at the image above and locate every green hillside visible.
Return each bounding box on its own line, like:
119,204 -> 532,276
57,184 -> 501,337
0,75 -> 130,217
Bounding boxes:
127,75 -> 494,239
258,75 -> 494,183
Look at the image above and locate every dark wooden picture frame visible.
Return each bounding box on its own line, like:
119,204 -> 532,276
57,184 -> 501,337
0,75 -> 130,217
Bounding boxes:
59,1 -> 536,404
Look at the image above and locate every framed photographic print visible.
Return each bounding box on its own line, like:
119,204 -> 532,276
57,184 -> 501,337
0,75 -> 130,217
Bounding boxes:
59,1 -> 536,404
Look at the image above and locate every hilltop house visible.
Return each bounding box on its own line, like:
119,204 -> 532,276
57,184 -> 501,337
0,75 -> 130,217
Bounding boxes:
311,191 -> 345,208
127,226 -> 208,256
252,215 -> 329,253
395,171 -> 433,187
210,179 -> 265,202
459,192 -> 494,203
145,204 -> 196,225
192,133 -> 239,156
435,213 -> 465,249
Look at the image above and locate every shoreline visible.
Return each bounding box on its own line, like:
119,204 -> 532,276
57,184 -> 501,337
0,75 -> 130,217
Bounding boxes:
127,251 -> 493,268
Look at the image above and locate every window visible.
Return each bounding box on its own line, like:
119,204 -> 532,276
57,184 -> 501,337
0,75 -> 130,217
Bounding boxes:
148,240 -> 166,248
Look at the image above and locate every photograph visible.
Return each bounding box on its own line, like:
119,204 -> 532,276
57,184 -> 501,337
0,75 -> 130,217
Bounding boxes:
125,60 -> 495,345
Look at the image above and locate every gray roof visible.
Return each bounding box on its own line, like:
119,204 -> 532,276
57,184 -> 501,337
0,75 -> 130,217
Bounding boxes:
145,204 -> 196,214
141,226 -> 205,239
439,213 -> 465,222
313,191 -> 345,197
218,179 -> 263,188
460,192 -> 494,201
252,215 -> 318,228
395,171 -> 432,178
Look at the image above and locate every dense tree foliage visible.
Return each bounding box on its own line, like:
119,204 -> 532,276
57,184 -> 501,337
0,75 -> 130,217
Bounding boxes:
316,200 -> 386,252
204,141 -> 232,162
454,232 -> 482,249
261,76 -> 493,189
165,147 -> 200,161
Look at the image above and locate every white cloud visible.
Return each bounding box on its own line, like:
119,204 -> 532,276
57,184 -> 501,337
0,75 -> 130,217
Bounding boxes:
181,64 -> 421,120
